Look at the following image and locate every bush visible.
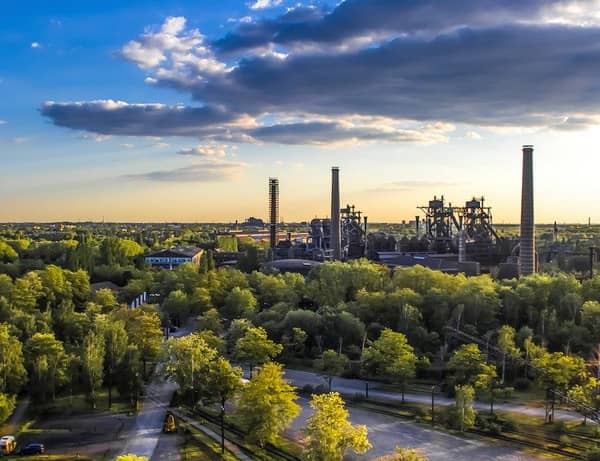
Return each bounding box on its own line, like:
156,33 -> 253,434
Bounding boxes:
559,435 -> 572,447
313,384 -> 329,395
585,447 -> 600,461
301,384 -> 314,395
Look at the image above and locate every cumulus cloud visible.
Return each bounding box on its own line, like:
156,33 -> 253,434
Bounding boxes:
178,144 -> 228,157
30,42 -> 41,49
41,6 -> 600,146
41,100 -> 236,136
250,0 -> 282,10
79,133 -> 112,142
125,159 -> 246,182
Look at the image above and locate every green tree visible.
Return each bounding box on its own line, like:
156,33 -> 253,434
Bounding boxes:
116,455 -> 148,461
0,241 -> 18,262
166,334 -> 218,403
0,323 -> 27,394
567,376 -> 600,425
24,333 -> 69,401
0,394 -> 15,425
126,310 -> 163,377
223,287 -> 257,320
282,327 -> 307,359
447,343 -> 497,390
380,448 -> 428,461
303,392 -> 371,461
314,350 -> 349,392
115,345 -> 143,409
235,362 -> 300,447
81,330 -> 105,409
362,329 -> 417,402
454,384 -> 476,432
102,320 -> 128,407
497,325 -> 520,383
197,308 -> 223,334
163,289 -> 189,327
234,327 -> 283,377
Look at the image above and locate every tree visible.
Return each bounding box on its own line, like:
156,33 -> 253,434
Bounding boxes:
235,362 -> 300,447
0,393 -> 15,424
126,310 -> 163,377
314,350 -> 349,392
362,329 -> 417,402
116,455 -> 148,461
166,334 -> 218,402
162,290 -> 189,327
204,357 -> 243,454
234,327 -> 283,377
447,343 -> 497,390
0,323 -> 27,394
567,377 -> 600,425
303,392 -> 371,461
24,333 -> 68,401
81,330 -> 105,409
197,308 -> 222,334
0,241 -> 18,262
380,448 -> 428,461
497,325 -> 520,383
102,320 -> 128,407
282,327 -> 307,359
115,345 -> 143,409
223,287 -> 257,320
454,385 -> 476,432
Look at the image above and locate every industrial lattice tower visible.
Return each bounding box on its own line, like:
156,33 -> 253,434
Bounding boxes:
269,177 -> 279,249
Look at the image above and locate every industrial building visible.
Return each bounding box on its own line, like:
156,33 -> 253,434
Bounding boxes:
260,145 -> 537,278
145,246 -> 204,269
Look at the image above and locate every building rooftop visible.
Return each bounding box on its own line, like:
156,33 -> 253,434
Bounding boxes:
146,246 -> 202,258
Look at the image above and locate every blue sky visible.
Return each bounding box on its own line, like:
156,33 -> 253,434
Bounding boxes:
1,0 -> 600,223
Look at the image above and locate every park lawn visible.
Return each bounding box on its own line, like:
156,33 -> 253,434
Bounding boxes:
30,388 -> 133,416
179,421 -> 239,461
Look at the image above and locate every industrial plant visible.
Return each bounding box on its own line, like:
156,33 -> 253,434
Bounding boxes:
266,145 -> 538,277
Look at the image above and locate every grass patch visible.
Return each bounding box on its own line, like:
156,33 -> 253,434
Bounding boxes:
30,388 -> 133,416
179,421 -> 239,461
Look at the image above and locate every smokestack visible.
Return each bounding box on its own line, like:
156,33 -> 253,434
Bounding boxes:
415,216 -> 420,239
520,145 -> 536,275
331,167 -> 341,260
269,177 -> 279,250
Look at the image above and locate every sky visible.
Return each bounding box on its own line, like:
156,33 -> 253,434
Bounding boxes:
1,0 -> 600,223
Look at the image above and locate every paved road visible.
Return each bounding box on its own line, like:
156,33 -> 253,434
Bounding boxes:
289,396 -> 540,461
119,322 -> 195,460
284,369 -> 587,423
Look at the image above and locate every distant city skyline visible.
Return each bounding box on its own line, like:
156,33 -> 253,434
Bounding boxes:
2,1 -> 600,223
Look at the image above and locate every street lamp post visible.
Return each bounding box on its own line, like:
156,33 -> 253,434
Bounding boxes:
431,385 -> 437,426
220,399 -> 225,455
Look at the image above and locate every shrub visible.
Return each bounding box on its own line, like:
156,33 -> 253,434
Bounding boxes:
584,447 -> 600,461
559,435 -> 572,447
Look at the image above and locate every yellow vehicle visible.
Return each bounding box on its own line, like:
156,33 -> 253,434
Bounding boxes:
163,412 -> 176,433
0,435 -> 16,454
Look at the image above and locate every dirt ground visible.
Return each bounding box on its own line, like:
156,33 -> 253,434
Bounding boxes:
18,410 -> 136,459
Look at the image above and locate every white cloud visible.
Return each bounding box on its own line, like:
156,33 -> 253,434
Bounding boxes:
0,120 -> 6,125
79,133 -> 112,142
120,143 -> 135,149
125,158 -> 247,182
30,42 -> 41,49
250,0 -> 282,10
465,130 -> 482,140
13,137 -> 29,144
153,142 -> 170,149
178,144 -> 229,158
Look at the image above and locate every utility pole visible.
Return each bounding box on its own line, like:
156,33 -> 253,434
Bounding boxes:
221,398 -> 225,455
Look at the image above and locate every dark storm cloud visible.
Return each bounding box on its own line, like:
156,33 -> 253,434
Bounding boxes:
202,25 -> 600,126
214,0 -> 563,54
41,101 -> 235,136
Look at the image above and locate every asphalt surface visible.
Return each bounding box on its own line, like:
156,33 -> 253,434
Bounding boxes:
289,396 -> 540,461
284,368 -> 587,423
119,323 -> 195,460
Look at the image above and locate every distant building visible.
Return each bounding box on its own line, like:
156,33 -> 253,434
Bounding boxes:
145,246 -> 203,269
242,217 -> 265,227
